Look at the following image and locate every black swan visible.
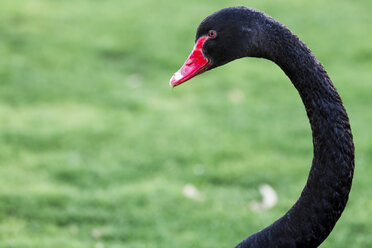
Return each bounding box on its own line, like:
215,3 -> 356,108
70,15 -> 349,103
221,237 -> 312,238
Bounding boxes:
169,7 -> 354,248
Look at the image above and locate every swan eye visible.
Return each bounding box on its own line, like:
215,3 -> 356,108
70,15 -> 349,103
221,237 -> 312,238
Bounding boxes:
208,30 -> 217,38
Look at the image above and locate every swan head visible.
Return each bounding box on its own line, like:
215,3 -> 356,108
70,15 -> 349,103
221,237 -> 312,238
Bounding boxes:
170,7 -> 263,87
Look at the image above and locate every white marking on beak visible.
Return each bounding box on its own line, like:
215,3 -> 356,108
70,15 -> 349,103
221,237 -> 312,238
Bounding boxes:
174,71 -> 183,81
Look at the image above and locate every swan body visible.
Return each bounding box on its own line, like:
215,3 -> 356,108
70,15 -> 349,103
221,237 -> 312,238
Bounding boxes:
170,7 -> 354,248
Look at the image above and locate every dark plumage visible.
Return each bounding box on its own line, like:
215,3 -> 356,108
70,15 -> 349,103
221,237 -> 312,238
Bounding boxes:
171,6 -> 354,248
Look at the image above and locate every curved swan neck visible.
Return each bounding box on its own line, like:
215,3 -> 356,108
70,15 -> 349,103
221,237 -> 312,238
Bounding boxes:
236,18 -> 355,248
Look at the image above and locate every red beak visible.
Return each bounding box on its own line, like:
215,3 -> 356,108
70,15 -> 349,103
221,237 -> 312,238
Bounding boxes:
169,36 -> 211,87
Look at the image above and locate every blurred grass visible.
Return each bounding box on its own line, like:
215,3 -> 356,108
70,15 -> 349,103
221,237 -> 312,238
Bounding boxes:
0,0 -> 371,247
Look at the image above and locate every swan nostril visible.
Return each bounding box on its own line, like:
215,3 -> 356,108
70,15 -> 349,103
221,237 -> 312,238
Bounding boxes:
186,58 -> 197,65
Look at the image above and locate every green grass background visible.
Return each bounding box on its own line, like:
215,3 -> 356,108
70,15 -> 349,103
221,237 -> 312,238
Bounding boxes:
0,0 -> 371,247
